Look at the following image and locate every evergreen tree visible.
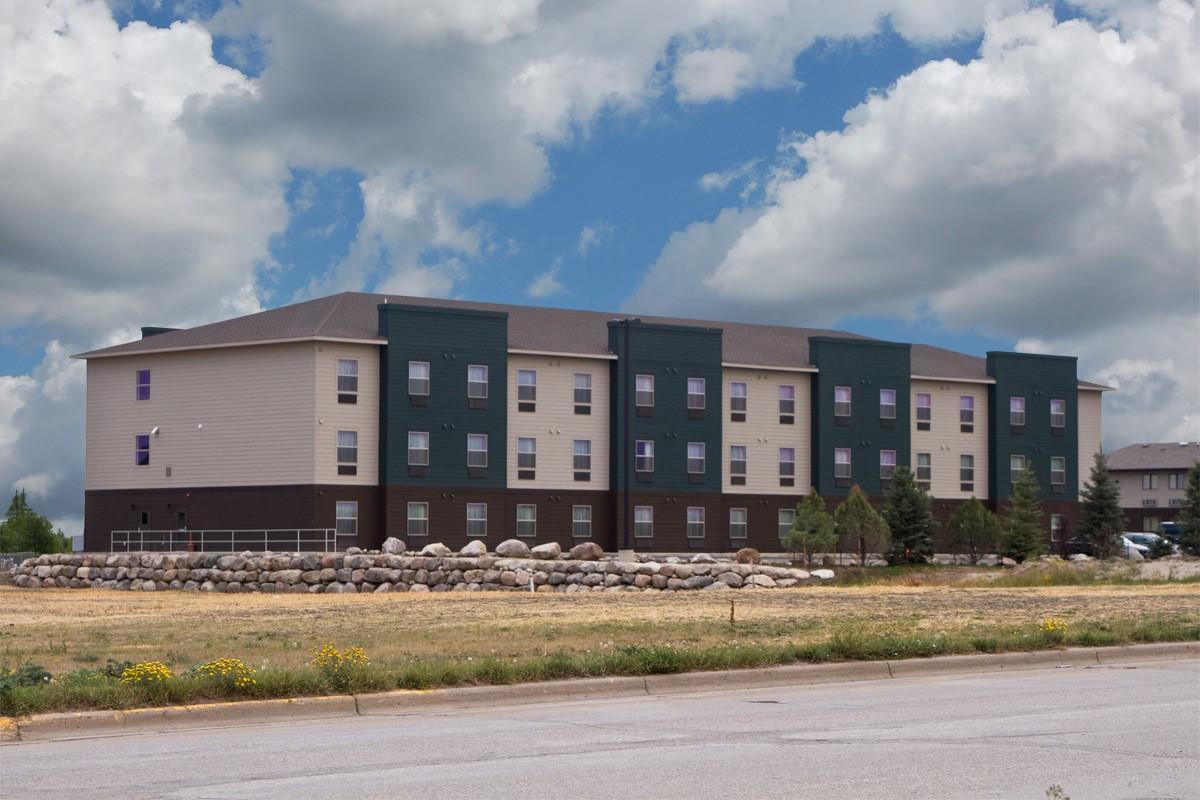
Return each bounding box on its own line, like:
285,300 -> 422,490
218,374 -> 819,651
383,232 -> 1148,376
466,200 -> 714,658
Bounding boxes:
1177,462 -> 1200,557
834,485 -> 890,566
0,489 -> 71,554
881,466 -> 936,564
783,492 -> 836,566
1001,466 -> 1044,563
1078,451 -> 1126,559
946,497 -> 1001,565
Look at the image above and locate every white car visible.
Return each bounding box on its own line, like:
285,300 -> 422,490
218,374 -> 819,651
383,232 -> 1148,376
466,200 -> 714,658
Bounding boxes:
1123,532 -> 1177,557
1119,534 -> 1151,560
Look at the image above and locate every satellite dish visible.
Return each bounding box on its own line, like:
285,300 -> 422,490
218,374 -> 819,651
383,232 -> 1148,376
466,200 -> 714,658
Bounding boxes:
151,426 -> 160,436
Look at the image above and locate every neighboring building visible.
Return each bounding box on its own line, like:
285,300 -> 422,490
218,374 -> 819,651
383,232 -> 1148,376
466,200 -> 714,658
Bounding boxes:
74,292 -> 1110,552
1106,442 -> 1200,532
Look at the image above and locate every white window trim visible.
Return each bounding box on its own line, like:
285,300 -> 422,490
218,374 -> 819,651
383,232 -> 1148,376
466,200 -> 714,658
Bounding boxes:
573,439 -> 592,472
467,434 -> 488,468
407,502 -> 429,537
573,373 -> 592,407
834,386 -> 852,418
778,509 -> 795,541
730,381 -> 748,412
729,508 -> 748,540
880,449 -> 896,480
636,440 -> 655,473
336,430 -> 358,466
517,437 -> 537,470
834,448 -> 852,479
687,442 -> 705,475
779,384 -> 796,415
517,369 -> 537,402
916,452 -> 932,482
337,358 -> 359,397
880,389 -> 897,419
335,501 -> 358,537
1050,456 -> 1066,485
779,448 -> 795,477
1010,396 -> 1026,426
572,505 -> 592,538
408,361 -> 430,396
467,364 -> 488,399
635,374 -> 655,407
688,377 -> 706,410
686,506 -> 705,539
516,504 -> 537,538
466,503 -> 487,538
408,431 -> 429,466
633,506 -> 654,539
730,445 -> 747,476
1011,454 -> 1027,483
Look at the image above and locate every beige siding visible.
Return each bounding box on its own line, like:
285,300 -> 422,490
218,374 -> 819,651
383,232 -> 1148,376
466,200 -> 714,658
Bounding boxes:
85,343 -> 317,490
506,354 -> 610,489
314,343 -> 380,485
1077,390 -> 1102,493
910,379 -> 990,500
1113,470 -> 1188,510
722,368 -> 812,495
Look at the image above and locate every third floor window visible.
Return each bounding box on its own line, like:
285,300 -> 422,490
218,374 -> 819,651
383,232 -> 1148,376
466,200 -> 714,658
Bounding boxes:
687,377 -> 706,410
879,389 -> 896,420
408,361 -> 430,396
467,365 -> 488,400
834,386 -> 852,419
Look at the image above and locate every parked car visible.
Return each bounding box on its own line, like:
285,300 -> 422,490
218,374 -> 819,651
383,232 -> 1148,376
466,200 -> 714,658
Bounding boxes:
1124,532 -> 1177,557
1064,535 -> 1151,559
1158,521 -> 1184,544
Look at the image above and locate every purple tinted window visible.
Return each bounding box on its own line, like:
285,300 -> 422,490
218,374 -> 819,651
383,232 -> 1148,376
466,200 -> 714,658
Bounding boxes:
135,434 -> 150,466
136,369 -> 151,401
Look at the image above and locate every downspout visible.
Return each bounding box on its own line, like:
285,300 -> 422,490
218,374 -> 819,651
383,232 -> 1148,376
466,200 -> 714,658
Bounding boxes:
623,319 -> 632,551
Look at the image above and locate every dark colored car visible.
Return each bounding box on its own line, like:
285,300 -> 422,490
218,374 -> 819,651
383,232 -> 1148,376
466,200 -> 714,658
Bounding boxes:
1159,521 -> 1183,544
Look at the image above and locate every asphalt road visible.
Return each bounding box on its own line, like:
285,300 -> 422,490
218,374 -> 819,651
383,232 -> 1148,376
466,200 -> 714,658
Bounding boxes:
2,659 -> 1197,799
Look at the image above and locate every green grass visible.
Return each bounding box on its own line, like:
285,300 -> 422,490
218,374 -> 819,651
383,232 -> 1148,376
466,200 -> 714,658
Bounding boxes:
830,561 -> 1200,588
3,616 -> 1196,718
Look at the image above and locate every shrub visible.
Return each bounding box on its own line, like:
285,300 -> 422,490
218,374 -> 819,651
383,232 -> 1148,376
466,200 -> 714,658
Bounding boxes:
1039,617 -> 1069,643
119,661 -> 173,686
1001,467 -> 1044,563
311,643 -> 369,691
193,658 -> 258,693
882,467 -> 936,564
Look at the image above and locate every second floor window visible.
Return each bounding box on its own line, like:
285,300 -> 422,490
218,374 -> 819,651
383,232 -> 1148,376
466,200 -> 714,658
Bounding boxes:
1050,398 -> 1066,430
779,447 -> 795,478
834,386 -> 852,419
1010,454 -> 1027,484
136,369 -> 151,401
408,361 -> 430,396
834,447 -> 851,479
636,374 -> 655,408
407,432 -> 429,466
336,430 -> 358,475
688,377 -> 706,410
880,449 -> 896,481
916,452 -> 931,488
730,381 -> 747,419
135,434 -> 150,466
467,365 -> 488,399
730,445 -> 747,483
915,392 -> 932,429
517,437 -> 536,472
1050,456 -> 1066,486
779,384 -> 795,422
635,440 -> 654,473
337,359 -> 358,403
960,395 -> 975,432
880,389 -> 896,420
517,369 -> 536,409
1010,396 -> 1026,427
573,439 -> 592,478
466,434 -> 488,468
960,454 -> 975,489
1169,472 -> 1186,490
574,373 -> 592,410
1142,473 -> 1157,490
687,442 -> 705,475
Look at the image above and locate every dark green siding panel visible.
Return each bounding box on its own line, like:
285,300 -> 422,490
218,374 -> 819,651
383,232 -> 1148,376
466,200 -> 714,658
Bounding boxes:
378,304 -> 508,488
809,337 -> 912,498
608,321 -> 723,493
987,352 -> 1078,501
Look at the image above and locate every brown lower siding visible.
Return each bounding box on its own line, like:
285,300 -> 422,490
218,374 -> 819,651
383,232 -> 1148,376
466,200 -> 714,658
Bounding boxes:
1123,506 -> 1180,533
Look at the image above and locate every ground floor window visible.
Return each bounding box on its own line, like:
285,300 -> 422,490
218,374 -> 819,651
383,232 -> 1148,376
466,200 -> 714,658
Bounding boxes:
516,504 -> 537,538
335,501 -> 358,538
634,506 -> 653,539
1049,514 -> 1064,543
686,507 -> 705,539
729,508 -> 747,540
778,508 -> 795,541
407,502 -> 428,537
1142,515 -> 1160,533
572,505 -> 591,538
466,503 -> 487,538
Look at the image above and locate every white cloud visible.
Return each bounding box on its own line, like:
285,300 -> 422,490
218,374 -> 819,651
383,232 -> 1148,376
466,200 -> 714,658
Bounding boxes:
674,47 -> 760,103
577,221 -> 614,257
698,159 -> 761,193
13,472 -> 61,500
629,2 -> 1198,446
526,261 -> 565,298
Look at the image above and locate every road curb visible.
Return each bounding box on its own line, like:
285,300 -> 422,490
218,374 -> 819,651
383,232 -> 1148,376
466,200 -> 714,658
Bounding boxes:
4,641 -> 1196,742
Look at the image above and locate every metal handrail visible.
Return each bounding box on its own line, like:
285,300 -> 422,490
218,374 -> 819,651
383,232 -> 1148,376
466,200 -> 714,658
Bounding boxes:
108,529 -> 352,553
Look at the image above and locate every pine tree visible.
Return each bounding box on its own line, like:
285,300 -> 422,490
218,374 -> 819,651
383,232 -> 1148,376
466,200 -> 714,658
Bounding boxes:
1001,466 -> 1044,563
1177,462 -> 1200,557
0,489 -> 71,554
783,492 -> 836,566
834,484 -> 890,566
1078,451 -> 1126,559
946,497 -> 1000,565
882,466 -> 936,564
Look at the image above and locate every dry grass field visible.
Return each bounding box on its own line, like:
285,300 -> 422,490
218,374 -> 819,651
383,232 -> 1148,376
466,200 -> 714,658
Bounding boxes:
3,583 -> 1197,673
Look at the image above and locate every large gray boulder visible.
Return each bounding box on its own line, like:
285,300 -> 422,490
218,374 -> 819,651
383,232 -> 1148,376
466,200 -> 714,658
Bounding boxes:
690,553 -> 717,564
459,540 -> 488,557
530,542 -> 562,560
419,542 -> 452,557
810,569 -> 835,580
495,539 -> 531,558
568,542 -> 603,561
381,537 -> 405,555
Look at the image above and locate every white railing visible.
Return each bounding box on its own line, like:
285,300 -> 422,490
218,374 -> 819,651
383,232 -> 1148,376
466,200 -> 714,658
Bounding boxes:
109,529 -> 352,553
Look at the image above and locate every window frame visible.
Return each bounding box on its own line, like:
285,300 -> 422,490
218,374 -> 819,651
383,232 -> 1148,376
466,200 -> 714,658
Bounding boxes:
635,374 -> 655,408
730,444 -> 747,479
573,439 -> 592,473
687,377 -> 706,410
834,447 -> 852,479
879,388 -> 897,420
1050,455 -> 1066,486
1050,514 -> 1065,543
517,437 -> 537,471
407,431 -> 430,466
573,372 -> 592,408
466,503 -> 487,539
779,447 -> 796,478
687,441 -> 706,475
1010,396 -> 1026,427
517,369 -> 537,406
880,449 -> 897,481
635,439 -> 655,474
729,507 -> 748,540
336,358 -> 359,402
834,386 -> 852,418
516,504 -> 537,538
1142,473 -> 1157,491
335,501 -> 358,538
960,395 -> 975,430
1169,472 -> 1185,490
572,505 -> 592,538
467,364 -> 489,400
686,506 -> 705,540
960,454 -> 975,486
915,392 -> 932,425
135,368 -> 151,402
135,433 -> 151,466
336,430 -> 358,475
779,384 -> 796,416
466,433 -> 488,469
778,508 -> 795,541
1050,398 -> 1066,429
1010,454 -> 1027,484
916,452 -> 932,487
407,502 -> 429,538
633,505 -> 653,539
408,361 -> 430,396
730,381 -> 748,412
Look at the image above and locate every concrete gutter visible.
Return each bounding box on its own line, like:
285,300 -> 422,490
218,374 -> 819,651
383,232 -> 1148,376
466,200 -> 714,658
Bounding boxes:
3,641 -> 1196,744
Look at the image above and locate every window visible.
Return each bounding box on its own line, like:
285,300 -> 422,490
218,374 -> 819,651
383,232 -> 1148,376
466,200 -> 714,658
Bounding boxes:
337,359 -> 358,403
730,382 -> 747,419
778,508 -> 795,541
516,504 -> 537,538
574,373 -> 592,411
467,365 -> 488,399
916,392 -> 932,430
1050,398 -> 1066,430
335,501 -> 358,538
135,369 -> 151,401
879,389 -> 896,420
729,508 -> 748,540
517,369 -> 536,410
407,502 -> 428,537
687,377 -> 706,410
1050,514 -> 1064,543
408,361 -> 430,396
573,440 -> 591,481
687,442 -> 706,476
834,448 -> 851,479
960,395 -> 975,432
634,506 -> 653,539
1142,498 -> 1159,507
408,432 -> 429,466
687,507 -> 705,539
880,450 -> 896,481
960,454 -> 975,491
1010,396 -> 1026,427
336,430 -> 358,475
635,374 -> 655,408
572,505 -> 592,538
466,503 -> 487,538
1142,515 -> 1160,532
135,434 -> 150,466
1169,472 -> 1186,490
517,437 -> 536,477
635,440 -> 655,473
1010,454 -> 1027,484
779,385 -> 795,422
779,447 -> 795,481
834,386 -> 852,419
1142,473 -> 1158,490
466,434 -> 488,469
730,445 -> 747,484
1050,456 -> 1066,486
916,452 -> 931,489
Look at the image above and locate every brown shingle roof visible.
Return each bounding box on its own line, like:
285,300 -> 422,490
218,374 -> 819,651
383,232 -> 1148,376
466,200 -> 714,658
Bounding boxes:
73,290 -> 1105,387
1107,442 -> 1200,471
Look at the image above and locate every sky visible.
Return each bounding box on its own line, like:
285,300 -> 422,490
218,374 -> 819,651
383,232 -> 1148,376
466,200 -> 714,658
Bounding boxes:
0,0 -> 1197,537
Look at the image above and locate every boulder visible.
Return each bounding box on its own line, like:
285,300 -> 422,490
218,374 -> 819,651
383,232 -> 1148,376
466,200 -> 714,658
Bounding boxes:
568,542 -> 604,561
530,542 -> 562,560
495,539 -> 531,558
419,542 -> 452,557
690,553 -> 717,564
715,571 -> 744,588
747,574 -> 776,588
810,569 -> 834,580
381,537 -> 406,555
1067,553 -> 1091,562
734,547 -> 761,565
459,540 -> 488,557
703,581 -> 731,591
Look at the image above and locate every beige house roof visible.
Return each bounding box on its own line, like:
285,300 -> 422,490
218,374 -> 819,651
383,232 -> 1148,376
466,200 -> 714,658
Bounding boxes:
1107,442 -> 1200,471
74,291 -> 1109,388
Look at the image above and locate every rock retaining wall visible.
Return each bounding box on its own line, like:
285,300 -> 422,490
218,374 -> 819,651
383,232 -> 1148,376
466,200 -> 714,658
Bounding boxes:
9,542 -> 828,594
